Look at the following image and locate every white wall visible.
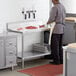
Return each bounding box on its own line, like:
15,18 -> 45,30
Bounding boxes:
0,0 -> 18,32
60,0 -> 76,14
16,0 -> 51,23
0,0 -> 51,33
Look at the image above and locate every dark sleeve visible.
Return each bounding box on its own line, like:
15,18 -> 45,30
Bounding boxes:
48,7 -> 57,22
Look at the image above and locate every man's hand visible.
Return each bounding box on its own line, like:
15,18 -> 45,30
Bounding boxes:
47,21 -> 51,25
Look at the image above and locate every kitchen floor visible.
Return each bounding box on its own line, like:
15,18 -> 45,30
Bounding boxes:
0,58 -> 63,76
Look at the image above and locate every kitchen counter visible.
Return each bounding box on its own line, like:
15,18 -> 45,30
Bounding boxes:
7,27 -> 50,34
62,17 -> 76,45
63,43 -> 76,76
65,17 -> 76,22
68,43 -> 76,48
7,21 -> 55,68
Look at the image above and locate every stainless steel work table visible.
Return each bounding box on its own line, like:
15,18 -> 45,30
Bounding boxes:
6,21 -> 51,68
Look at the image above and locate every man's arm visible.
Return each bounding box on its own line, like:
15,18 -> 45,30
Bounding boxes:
47,6 -> 57,25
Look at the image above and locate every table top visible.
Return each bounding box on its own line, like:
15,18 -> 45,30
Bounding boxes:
65,17 -> 76,22
8,27 -> 51,33
68,43 -> 76,48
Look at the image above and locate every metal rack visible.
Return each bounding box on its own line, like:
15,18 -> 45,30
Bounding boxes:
6,21 -> 53,68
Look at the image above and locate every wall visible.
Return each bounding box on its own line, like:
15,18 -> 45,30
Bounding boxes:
0,0 -> 50,33
0,0 -> 18,32
16,0 -> 51,23
60,0 -> 76,14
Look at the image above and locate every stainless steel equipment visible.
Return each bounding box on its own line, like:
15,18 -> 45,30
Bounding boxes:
6,21 -> 55,68
0,33 -> 17,70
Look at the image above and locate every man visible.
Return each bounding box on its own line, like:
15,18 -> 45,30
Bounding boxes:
47,0 -> 66,64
